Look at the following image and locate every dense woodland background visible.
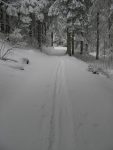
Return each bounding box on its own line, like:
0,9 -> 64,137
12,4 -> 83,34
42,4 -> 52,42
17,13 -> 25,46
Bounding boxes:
0,0 -> 113,60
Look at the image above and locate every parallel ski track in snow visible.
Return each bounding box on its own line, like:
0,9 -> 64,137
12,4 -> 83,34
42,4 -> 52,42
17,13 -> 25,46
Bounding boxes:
48,59 -> 76,150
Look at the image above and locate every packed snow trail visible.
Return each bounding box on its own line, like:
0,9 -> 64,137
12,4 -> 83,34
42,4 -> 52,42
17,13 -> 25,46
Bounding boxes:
0,50 -> 113,150
48,59 -> 75,150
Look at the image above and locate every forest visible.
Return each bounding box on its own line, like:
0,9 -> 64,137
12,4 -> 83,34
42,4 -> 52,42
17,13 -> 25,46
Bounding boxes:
0,0 -> 113,59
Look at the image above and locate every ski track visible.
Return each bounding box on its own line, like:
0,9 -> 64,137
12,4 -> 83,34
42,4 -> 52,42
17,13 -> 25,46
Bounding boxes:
48,59 -> 76,150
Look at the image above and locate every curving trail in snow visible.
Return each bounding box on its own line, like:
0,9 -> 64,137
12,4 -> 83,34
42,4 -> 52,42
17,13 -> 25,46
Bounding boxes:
0,49 -> 113,150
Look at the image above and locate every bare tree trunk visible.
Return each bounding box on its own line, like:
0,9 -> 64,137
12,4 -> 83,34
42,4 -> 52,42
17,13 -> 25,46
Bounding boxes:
38,21 -> 42,48
17,9 -> 21,28
85,43 -> 88,52
104,38 -> 106,59
44,22 -> 47,36
80,32 -> 84,55
67,28 -> 69,54
67,28 -> 72,56
108,0 -> 112,48
80,41 -> 83,55
96,12 -> 99,60
51,32 -> 53,46
108,18 -> 111,46
72,31 -> 74,55
41,22 -> 46,44
0,7 -> 2,32
85,25 -> 89,53
3,7 -> 6,33
41,23 -> 44,43
30,14 -> 35,45
8,15 -> 11,33
34,16 -> 37,38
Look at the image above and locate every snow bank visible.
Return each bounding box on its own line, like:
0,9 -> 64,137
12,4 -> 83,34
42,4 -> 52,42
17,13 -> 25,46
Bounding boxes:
90,52 -> 96,57
42,46 -> 67,56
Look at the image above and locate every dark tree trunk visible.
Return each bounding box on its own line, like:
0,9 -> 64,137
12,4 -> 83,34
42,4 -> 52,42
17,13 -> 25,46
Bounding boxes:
41,23 -> 44,43
0,7 -> 2,31
42,23 -> 44,35
80,41 -> 83,55
51,32 -> 53,46
80,32 -> 84,55
108,0 -> 112,48
85,25 -> 89,53
30,13 -> 35,44
67,28 -> 72,56
72,31 -> 74,55
38,21 -> 42,48
17,10 -> 21,28
108,16 -> 112,48
85,43 -> 88,52
108,18 -> 111,40
8,15 -> 11,33
3,7 -> 6,33
44,23 -> 47,36
96,12 -> 99,60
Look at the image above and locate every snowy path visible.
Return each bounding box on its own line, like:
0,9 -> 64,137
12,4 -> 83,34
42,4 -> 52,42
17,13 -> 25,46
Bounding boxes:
0,50 -> 113,150
48,59 -> 75,150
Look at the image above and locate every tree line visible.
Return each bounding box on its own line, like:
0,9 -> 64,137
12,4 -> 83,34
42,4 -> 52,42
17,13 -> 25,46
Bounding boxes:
0,0 -> 113,59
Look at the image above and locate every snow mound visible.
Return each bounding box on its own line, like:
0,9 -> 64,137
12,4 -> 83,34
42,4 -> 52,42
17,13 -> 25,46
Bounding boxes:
42,46 -> 67,56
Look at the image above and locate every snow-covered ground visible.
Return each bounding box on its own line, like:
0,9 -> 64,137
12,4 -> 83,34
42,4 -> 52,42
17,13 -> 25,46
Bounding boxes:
42,46 -> 67,56
0,48 -> 113,150
90,52 -> 96,57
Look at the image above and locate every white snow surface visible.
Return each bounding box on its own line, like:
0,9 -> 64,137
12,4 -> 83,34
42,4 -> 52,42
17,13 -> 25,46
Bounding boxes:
42,46 -> 67,56
0,48 -> 113,150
